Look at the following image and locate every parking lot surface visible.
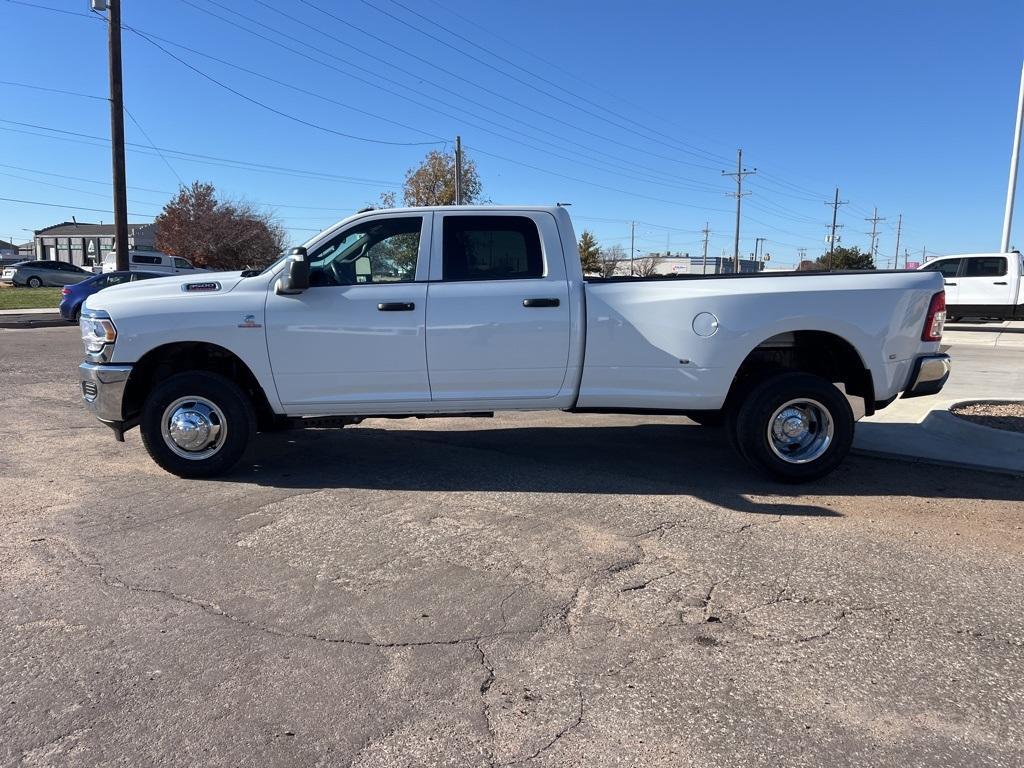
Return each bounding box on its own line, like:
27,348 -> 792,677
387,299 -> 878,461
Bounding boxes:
2,327 -> 1023,767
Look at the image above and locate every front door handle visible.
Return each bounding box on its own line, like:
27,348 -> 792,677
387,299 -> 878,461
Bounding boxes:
994,281 -> 1008,285
377,302 -> 415,311
944,281 -> 957,286
522,298 -> 560,308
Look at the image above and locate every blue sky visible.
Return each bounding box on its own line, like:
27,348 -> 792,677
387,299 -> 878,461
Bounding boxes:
2,0 -> 1023,268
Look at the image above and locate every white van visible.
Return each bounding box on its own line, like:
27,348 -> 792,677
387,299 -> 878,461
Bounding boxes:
918,251 -> 1024,321
101,250 -> 203,275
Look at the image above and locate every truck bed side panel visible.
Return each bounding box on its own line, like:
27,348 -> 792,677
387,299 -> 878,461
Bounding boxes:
578,271 -> 944,410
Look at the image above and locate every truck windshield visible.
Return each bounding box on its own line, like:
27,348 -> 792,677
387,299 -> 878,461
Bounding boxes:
255,251 -> 290,276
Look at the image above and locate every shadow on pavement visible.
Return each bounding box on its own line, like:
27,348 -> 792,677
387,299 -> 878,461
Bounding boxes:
224,422 -> 1024,517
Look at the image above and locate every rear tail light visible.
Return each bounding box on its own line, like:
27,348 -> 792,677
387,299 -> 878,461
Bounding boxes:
922,290 -> 946,341
61,287 -> 71,296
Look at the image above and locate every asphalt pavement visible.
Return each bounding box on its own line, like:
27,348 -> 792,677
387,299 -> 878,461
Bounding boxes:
2,326 -> 1023,767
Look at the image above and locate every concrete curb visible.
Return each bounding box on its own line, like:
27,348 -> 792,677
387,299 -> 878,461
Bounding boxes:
0,313 -> 69,329
921,407 -> 1024,454
851,445 -> 1024,478
0,307 -> 61,316
853,398 -> 1024,477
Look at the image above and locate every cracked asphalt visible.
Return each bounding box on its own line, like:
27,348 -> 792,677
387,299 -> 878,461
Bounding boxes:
2,327 -> 1023,767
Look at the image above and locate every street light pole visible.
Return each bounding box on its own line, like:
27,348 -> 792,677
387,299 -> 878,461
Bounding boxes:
95,0 -> 130,271
1001,60 -> 1024,253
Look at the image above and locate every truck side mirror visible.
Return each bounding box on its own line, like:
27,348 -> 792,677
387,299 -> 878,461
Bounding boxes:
277,247 -> 309,294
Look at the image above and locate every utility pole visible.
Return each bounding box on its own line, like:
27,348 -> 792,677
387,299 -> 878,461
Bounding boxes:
722,149 -> 756,273
1001,60 -> 1024,253
454,134 -> 463,205
629,220 -> 635,276
701,222 -> 710,275
825,187 -> 848,270
753,237 -> 766,262
893,213 -> 903,269
864,207 -> 885,265
797,247 -> 807,265
94,0 -> 130,272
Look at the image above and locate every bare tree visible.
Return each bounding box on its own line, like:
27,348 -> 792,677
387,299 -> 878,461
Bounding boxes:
633,255 -> 661,277
598,243 -> 624,277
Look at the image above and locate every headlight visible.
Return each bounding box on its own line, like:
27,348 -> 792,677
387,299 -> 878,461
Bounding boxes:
81,313 -> 117,354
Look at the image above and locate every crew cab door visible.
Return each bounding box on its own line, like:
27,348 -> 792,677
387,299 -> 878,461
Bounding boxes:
957,255 -> 1013,310
265,213 -> 431,408
425,212 -> 571,402
921,258 -> 962,306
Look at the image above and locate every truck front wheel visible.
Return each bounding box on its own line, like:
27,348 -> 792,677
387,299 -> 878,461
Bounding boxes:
732,372 -> 853,483
139,371 -> 255,479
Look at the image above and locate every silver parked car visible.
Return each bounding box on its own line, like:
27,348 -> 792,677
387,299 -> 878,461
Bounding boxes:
0,260 -> 93,288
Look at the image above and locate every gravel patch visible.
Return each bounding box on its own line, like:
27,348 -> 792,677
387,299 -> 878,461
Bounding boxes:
950,400 -> 1024,433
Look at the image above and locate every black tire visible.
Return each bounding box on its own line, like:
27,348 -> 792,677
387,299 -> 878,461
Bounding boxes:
686,410 -> 725,427
26,276 -> 42,288
72,306 -> 81,323
730,372 -> 854,483
139,371 -> 255,479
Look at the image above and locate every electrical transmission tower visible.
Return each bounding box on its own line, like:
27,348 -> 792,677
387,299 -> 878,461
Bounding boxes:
722,149 -> 756,273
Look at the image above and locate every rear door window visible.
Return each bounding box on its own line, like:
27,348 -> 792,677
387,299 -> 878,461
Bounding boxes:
442,216 -> 544,281
923,259 -> 962,278
963,257 -> 1007,277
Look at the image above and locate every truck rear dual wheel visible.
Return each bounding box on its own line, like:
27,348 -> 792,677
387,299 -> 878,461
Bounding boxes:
731,372 -> 854,483
140,371 -> 255,479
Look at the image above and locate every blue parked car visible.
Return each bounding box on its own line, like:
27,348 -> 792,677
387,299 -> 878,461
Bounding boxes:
59,270 -> 165,322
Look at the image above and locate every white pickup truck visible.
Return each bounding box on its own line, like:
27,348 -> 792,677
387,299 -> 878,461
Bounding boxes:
78,205 -> 950,482
918,251 -> 1024,321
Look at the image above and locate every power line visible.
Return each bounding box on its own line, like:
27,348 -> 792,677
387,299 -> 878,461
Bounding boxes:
0,195 -> 157,218
177,0 -> 725,193
420,0 -> 736,163
123,106 -> 184,187
358,0 -> 729,167
123,22 -> 726,196
295,0 -> 724,173
125,26 -> 443,148
0,119 -> 402,187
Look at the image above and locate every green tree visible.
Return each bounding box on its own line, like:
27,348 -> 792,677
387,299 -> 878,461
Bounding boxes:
578,230 -> 602,274
815,245 -> 875,271
401,148 -> 482,206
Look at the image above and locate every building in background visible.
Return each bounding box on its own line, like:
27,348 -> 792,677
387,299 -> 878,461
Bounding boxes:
626,253 -> 764,275
30,222 -> 158,268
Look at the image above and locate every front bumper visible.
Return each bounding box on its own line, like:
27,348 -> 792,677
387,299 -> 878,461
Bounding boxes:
79,362 -> 133,424
901,353 -> 951,398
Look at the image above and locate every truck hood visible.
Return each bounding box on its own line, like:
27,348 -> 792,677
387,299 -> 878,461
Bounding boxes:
84,271 -> 246,313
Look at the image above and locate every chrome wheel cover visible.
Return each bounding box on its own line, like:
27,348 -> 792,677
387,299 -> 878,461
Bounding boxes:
767,398 -> 834,464
160,396 -> 227,460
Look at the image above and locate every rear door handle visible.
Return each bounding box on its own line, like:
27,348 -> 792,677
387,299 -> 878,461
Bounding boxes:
944,281 -> 957,286
994,281 -> 1008,285
377,302 -> 415,311
522,298 -> 560,308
